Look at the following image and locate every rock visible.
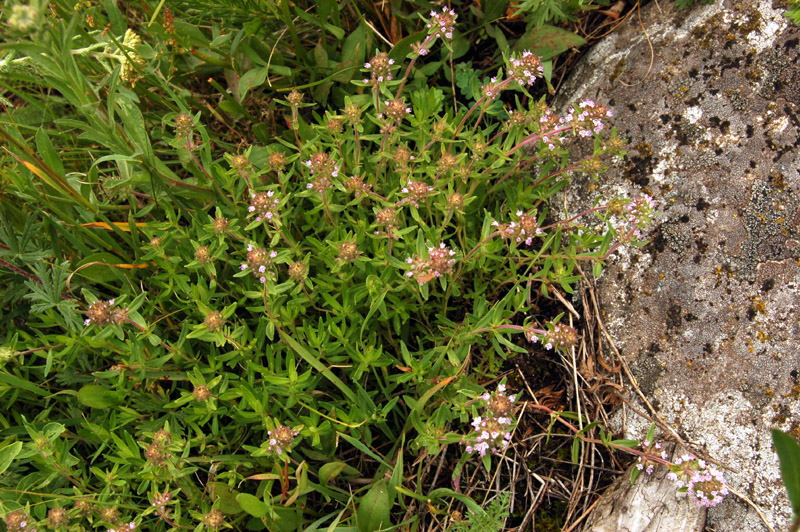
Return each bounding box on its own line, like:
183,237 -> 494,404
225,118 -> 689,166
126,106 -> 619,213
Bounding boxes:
582,445 -> 705,532
552,0 -> 800,530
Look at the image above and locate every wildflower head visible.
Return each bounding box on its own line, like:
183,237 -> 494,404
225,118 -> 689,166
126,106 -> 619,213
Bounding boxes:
446,192 -> 465,211
7,4 -> 39,32
194,246 -> 211,265
85,299 -> 129,327
99,506 -> 119,524
565,99 -> 613,137
543,321 -> 579,351
382,98 -> 412,123
248,190 -> 280,223
436,152 -> 458,175
667,454 -> 729,508
286,90 -> 304,108
242,244 -> 278,284
204,311 -> 224,332
481,77 -> 501,100
213,215 -> 228,234
625,195 -> 656,237
392,145 -> 414,171
4,509 -> 30,532
174,113 -> 193,138
304,153 -> 339,192
426,8 -> 457,39
287,261 -> 307,283
363,52 -> 395,85
337,240 -> 360,264
343,103 -> 363,125
635,439 -> 666,476
465,385 -> 516,457
508,51 -> 543,87
486,384 -> 516,417
400,180 -> 435,208
343,175 -> 372,198
492,210 -> 542,246
47,506 -> 68,529
266,425 -> 300,456
204,509 -> 225,529
504,110 -> 530,131
120,29 -> 146,83
231,154 -> 251,177
268,151 -> 288,173
193,385 -> 211,402
405,243 -> 456,285
74,500 -> 92,516
375,208 -> 398,232
326,116 -> 344,134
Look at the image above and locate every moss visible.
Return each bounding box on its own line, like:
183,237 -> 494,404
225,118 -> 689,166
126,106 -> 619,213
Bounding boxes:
609,59 -> 626,86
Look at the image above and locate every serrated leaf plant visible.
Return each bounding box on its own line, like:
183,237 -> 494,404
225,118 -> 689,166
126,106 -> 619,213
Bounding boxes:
0,4 -> 657,531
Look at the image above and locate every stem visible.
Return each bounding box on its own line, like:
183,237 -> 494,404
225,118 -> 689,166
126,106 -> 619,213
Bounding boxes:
504,125 -> 574,158
394,36 -> 433,99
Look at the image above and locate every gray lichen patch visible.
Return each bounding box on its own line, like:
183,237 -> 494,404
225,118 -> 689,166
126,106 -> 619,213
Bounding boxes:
726,179 -> 800,282
552,0 -> 800,529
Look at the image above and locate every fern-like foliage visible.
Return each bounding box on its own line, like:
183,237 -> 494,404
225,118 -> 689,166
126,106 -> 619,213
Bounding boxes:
448,492 -> 511,532
23,261 -> 82,331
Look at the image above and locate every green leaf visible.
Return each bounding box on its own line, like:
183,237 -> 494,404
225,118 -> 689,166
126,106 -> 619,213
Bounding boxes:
0,442 -> 23,475
117,94 -> 154,163
610,439 -> 640,448
772,429 -> 800,515
35,128 -> 65,178
571,436 -> 580,463
513,25 -> 586,61
0,372 -> 49,397
357,479 -> 392,532
319,461 -> 359,486
77,385 -> 120,409
236,493 -> 269,518
238,67 -> 268,102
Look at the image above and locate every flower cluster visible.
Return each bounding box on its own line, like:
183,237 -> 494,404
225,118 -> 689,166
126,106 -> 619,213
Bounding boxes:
108,522 -> 136,532
405,243 -> 456,285
343,175 -> 372,198
150,491 -> 173,518
84,299 -> 129,327
526,320 -> 579,351
337,240 -> 360,264
240,244 -> 278,284
374,208 -> 399,238
47,508 -> 68,529
481,76 -> 500,100
143,429 -> 173,468
4,509 -> 37,532
266,425 -> 300,456
380,99 -> 412,122
426,8 -> 457,39
400,180 -> 435,207
465,384 -> 516,456
508,51 -> 543,87
363,52 -> 395,85
625,194 -> 656,237
566,100 -> 613,137
492,210 -> 542,246
204,509 -> 225,529
120,29 -> 146,83
305,152 -> 339,192
636,439 -> 668,475
538,109 -> 567,151
392,146 -> 415,171
667,453 -> 729,507
248,190 -> 280,223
